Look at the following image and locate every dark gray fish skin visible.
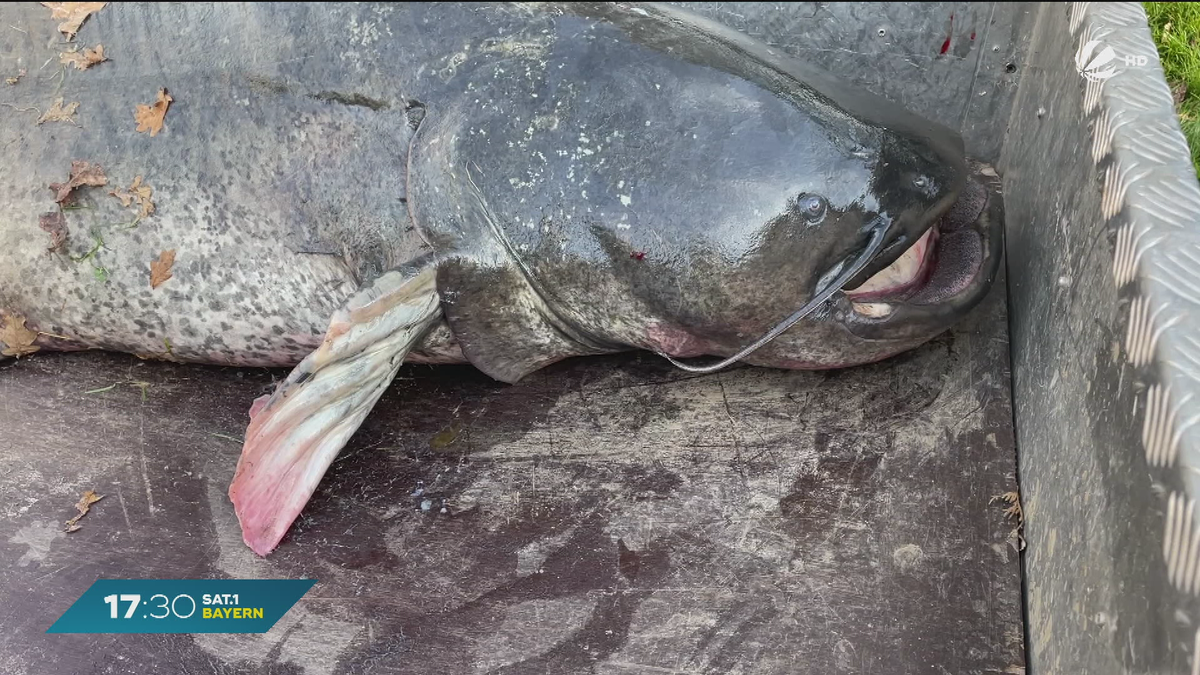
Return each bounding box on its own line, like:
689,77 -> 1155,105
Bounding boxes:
405,2 -> 989,382
0,2 -> 999,380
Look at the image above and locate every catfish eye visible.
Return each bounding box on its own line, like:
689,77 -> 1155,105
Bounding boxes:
799,194 -> 827,222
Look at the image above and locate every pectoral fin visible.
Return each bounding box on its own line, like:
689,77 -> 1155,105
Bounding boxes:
228,261 -> 442,556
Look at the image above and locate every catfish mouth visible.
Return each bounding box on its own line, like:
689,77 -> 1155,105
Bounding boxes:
835,164 -> 1003,338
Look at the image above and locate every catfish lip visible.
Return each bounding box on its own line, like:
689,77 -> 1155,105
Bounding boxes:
843,225 -> 938,301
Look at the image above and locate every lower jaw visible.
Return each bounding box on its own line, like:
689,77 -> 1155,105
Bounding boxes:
746,340 -> 928,371
837,171 -> 1002,339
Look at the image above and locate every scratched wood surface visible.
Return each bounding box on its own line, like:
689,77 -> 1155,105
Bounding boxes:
0,271 -> 1024,675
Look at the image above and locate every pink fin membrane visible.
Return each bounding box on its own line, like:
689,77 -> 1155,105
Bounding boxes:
228,267 -> 441,556
248,394 -> 271,420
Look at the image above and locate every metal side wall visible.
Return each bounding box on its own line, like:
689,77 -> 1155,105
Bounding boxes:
1000,3 -> 1200,673
675,2 -> 1032,163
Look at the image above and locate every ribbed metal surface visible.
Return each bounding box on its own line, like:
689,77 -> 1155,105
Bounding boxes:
1005,2 -> 1200,672
1071,1 -> 1200,671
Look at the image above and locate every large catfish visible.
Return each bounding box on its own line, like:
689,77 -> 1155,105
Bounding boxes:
0,2 -> 1004,555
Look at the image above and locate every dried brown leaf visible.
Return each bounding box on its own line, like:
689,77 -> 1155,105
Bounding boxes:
39,211 -> 69,252
48,160 -> 107,204
64,489 -> 104,532
1,314 -> 40,357
1172,81 -> 1189,106
109,175 -> 155,218
5,69 -> 25,86
60,44 -> 107,71
37,97 -> 80,125
150,249 -> 175,289
41,2 -> 108,41
134,89 -> 172,137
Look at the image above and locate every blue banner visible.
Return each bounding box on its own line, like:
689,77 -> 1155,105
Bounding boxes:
46,579 -> 316,634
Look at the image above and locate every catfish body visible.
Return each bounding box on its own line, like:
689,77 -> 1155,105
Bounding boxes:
1,3 -> 985,378
0,3 -> 1003,557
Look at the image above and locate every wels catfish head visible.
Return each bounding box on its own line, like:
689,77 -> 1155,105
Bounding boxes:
562,2 -> 1004,372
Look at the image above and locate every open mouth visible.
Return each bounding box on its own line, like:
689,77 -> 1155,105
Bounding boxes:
841,173 -> 993,320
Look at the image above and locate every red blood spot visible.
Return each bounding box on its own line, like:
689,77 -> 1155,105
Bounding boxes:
970,31 -> 977,40
631,251 -> 646,261
939,13 -> 954,55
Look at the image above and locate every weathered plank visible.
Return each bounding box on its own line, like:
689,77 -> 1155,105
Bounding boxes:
0,272 -> 1023,675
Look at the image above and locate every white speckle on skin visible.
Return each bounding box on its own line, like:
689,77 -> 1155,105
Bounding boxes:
620,195 -> 632,207
618,180 -> 625,189
645,120 -> 651,127
581,190 -> 588,199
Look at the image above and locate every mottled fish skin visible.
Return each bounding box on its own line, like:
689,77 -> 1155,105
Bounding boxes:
0,3 -> 467,367
0,2 -> 997,379
404,3 -> 985,382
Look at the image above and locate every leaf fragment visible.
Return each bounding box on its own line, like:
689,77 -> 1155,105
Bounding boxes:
60,43 -> 107,70
48,160 -> 107,203
5,69 -> 25,86
134,89 -> 173,137
41,2 -> 108,41
38,211 -> 69,252
1,314 -> 40,357
150,249 -> 176,289
109,175 -> 155,218
64,489 -> 104,533
36,97 -> 80,125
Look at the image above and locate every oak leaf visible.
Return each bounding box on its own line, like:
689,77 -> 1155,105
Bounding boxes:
39,211 -> 69,252
1,314 -> 40,357
64,489 -> 104,533
109,175 -> 155,218
134,89 -> 172,136
60,44 -> 107,70
41,2 -> 107,41
150,249 -> 175,289
37,97 -> 80,125
48,160 -> 107,203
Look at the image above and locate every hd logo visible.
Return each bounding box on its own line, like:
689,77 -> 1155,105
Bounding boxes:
1075,39 -> 1149,83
